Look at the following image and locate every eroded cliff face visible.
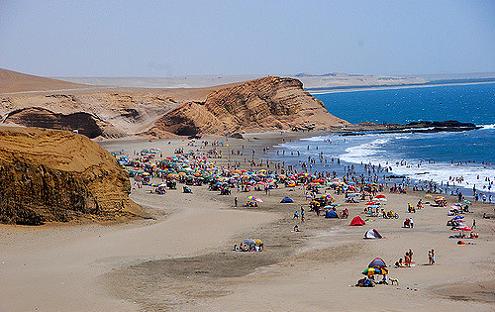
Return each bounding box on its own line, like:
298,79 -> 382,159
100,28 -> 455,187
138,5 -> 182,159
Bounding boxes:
2,73 -> 348,139
149,76 -> 349,137
0,127 -> 142,225
4,107 -> 105,138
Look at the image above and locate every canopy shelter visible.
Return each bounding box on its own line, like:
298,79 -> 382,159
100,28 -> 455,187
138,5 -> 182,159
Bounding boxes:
364,228 -> 383,239
325,210 -> 338,218
368,257 -> 387,269
280,196 -> 295,203
350,215 -> 366,226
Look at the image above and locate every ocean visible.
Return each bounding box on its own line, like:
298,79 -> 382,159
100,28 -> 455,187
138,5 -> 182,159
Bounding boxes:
275,82 -> 495,198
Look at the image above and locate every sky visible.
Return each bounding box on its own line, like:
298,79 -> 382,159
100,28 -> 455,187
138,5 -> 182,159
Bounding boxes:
0,0 -> 494,77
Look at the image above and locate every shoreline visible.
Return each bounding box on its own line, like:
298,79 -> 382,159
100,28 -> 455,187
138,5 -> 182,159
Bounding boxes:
308,79 -> 495,95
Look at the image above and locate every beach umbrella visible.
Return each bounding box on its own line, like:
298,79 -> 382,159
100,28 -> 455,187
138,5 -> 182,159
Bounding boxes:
247,195 -> 258,201
368,257 -> 387,269
375,194 -> 386,199
457,226 -> 472,232
362,267 -> 375,275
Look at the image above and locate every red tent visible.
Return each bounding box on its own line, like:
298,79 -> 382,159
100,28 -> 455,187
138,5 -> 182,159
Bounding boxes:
350,215 -> 366,226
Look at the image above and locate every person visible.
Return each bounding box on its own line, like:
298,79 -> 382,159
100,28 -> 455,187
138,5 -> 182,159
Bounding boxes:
428,250 -> 432,265
472,219 -> 476,229
410,217 -> 414,228
409,249 -> 414,264
381,267 -> 389,284
234,197 -> 238,207
356,277 -> 375,287
293,224 -> 300,232
431,249 -> 435,264
293,210 -> 299,219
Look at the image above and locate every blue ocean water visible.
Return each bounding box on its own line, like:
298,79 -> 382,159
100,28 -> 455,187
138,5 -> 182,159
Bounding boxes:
276,83 -> 495,195
315,82 -> 495,125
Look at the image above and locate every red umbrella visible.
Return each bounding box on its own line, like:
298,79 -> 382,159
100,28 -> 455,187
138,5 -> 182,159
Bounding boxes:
366,201 -> 377,205
375,194 -> 386,199
457,226 -> 472,231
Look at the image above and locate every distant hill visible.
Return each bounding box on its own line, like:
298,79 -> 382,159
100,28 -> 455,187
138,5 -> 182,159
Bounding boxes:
0,68 -> 87,93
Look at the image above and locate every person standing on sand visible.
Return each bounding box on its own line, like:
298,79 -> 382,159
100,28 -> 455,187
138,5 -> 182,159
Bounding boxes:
404,252 -> 410,267
431,249 -> 436,264
472,219 -> 476,229
409,249 -> 414,264
234,197 -> 238,208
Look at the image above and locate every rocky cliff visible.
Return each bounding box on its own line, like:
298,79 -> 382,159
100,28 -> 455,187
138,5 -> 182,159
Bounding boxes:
1,69 -> 349,138
149,76 -> 349,137
0,127 -> 142,225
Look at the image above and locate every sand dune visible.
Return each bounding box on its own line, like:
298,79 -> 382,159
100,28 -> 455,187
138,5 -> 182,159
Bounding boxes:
0,68 -> 88,93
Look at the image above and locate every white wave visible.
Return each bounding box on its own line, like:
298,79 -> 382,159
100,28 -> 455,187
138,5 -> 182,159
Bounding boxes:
480,124 -> 495,130
300,135 -> 332,142
337,134 -> 495,192
339,138 -> 390,164
385,162 -> 495,191
340,141 -> 495,192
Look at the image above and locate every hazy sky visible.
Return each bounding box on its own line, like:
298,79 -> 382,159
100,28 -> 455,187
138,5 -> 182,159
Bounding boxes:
1,0 -> 494,77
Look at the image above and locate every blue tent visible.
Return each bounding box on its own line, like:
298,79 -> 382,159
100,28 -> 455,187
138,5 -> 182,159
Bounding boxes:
325,210 -> 338,218
280,196 -> 295,203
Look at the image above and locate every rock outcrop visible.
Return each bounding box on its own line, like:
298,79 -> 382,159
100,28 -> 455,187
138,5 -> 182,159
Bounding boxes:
0,127 -> 142,225
4,107 -> 106,138
342,120 -> 481,135
149,76 -> 349,137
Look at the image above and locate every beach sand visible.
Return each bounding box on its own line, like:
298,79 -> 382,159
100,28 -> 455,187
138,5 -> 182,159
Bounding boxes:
1,137 -> 494,312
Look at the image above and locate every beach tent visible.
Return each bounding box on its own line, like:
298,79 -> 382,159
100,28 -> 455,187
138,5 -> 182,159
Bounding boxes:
280,196 -> 295,203
368,257 -> 387,269
325,210 -> 338,218
350,215 -> 366,226
364,229 -> 383,239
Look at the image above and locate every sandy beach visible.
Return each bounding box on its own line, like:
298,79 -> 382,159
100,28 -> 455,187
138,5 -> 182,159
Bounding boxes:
1,136 -> 494,312
2,2 -> 495,311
